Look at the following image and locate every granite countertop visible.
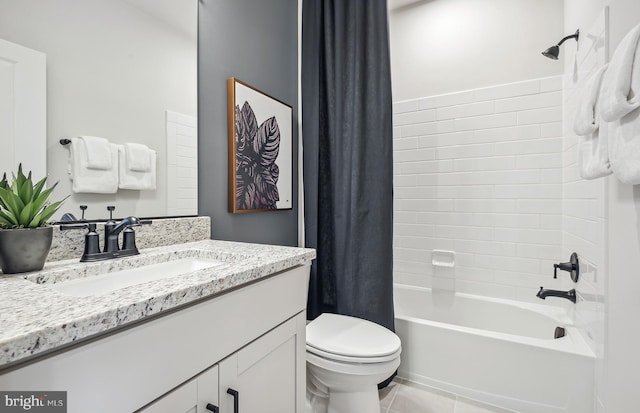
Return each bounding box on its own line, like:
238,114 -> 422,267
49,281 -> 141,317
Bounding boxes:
0,240 -> 316,369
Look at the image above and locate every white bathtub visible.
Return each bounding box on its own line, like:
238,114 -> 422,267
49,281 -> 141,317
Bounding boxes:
393,284 -> 594,413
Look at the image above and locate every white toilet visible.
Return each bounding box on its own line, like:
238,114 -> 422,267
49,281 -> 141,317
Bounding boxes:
306,313 -> 402,413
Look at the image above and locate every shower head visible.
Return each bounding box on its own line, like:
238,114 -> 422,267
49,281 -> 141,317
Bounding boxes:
542,29 -> 579,60
542,45 -> 560,60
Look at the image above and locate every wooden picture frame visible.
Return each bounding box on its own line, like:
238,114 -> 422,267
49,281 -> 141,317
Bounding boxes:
227,78 -> 293,213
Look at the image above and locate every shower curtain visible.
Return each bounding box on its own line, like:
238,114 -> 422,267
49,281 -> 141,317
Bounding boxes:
302,0 -> 395,332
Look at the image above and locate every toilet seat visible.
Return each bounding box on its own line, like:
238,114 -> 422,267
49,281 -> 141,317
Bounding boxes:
306,313 -> 401,364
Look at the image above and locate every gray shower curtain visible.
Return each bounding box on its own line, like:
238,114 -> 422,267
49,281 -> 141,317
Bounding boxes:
302,0 -> 394,332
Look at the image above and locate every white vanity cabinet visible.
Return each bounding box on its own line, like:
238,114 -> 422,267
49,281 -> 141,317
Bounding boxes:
0,264 -> 310,413
140,365 -> 219,413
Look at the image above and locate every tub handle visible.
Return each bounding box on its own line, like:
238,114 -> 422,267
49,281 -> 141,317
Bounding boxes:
554,326 -> 566,339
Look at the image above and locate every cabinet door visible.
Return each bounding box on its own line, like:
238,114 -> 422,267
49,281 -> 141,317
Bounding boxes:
139,365 -> 219,413
219,317 -> 299,413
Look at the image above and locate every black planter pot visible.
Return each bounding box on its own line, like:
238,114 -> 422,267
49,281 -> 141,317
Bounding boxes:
0,226 -> 53,274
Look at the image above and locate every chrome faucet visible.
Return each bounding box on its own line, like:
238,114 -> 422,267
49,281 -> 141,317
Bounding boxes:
536,287 -> 577,303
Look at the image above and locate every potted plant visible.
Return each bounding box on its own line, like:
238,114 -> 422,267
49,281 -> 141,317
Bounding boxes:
0,165 -> 66,274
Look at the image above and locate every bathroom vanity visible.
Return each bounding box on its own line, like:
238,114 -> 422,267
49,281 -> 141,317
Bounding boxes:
0,240 -> 315,413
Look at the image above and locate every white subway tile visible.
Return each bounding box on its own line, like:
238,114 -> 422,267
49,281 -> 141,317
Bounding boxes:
454,156 -> 517,172
475,255 -> 540,274
394,160 -> 454,174
434,225 -> 490,240
454,239 -> 516,256
436,143 -> 495,159
417,131 -> 475,148
401,120 -> 455,137
516,153 -> 562,169
394,109 -> 437,126
396,199 -> 454,212
394,186 -> 438,200
494,137 -> 562,156
539,76 -> 563,92
516,199 -> 562,214
494,228 -> 562,245
434,90 -> 477,107
474,79 -> 541,101
517,244 -> 561,260
436,101 -> 494,120
394,148 -> 436,162
395,260 -> 428,275
394,212 -> 417,224
517,107 -> 562,125
454,199 -> 517,213
539,169 -> 563,183
492,214 -> 540,229
395,236 -> 454,250
417,96 -> 440,110
494,91 -> 561,113
434,185 -> 494,199
416,211 -> 477,226
454,113 -> 517,132
393,99 -> 420,114
393,137 -> 418,150
393,175 -> 417,187
394,247 -> 429,262
494,184 -> 562,199
395,223 -> 435,237
541,122 -> 563,138
473,124 -> 541,143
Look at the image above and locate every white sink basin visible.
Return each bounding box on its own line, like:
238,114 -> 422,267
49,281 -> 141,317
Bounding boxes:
51,258 -> 224,297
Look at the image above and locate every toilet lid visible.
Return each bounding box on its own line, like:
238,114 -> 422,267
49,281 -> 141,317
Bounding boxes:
306,313 -> 401,359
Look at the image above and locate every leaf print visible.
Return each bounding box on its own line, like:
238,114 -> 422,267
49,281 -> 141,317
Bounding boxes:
234,101 -> 281,210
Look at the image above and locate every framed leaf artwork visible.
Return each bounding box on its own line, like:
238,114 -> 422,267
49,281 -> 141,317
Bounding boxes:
227,78 -> 293,213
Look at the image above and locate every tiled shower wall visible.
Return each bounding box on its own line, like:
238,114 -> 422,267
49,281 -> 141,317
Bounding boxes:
562,10 -> 608,412
392,76 -> 566,302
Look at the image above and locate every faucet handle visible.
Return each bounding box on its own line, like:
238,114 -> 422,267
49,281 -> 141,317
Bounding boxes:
107,205 -> 116,221
553,252 -> 580,282
79,205 -> 88,221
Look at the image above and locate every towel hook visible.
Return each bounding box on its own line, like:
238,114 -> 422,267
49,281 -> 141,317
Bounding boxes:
60,138 -> 71,146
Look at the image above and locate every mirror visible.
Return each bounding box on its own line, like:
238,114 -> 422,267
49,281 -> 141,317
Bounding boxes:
0,0 -> 198,220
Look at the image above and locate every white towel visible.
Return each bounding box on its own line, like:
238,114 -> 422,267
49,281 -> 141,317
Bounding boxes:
600,23 -> 640,122
124,143 -> 152,172
574,65 -> 612,179
608,108 -> 640,184
68,138 -> 118,193
79,136 -> 113,170
574,65 -> 608,136
578,126 -> 612,180
118,145 -> 157,190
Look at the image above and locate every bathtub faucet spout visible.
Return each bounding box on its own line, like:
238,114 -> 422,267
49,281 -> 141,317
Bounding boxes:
536,287 -> 577,303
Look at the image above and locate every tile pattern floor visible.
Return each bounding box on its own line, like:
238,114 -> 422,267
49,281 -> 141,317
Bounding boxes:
379,379 -> 516,413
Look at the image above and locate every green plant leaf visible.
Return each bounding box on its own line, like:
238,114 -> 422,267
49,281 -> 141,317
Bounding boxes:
0,173 -> 7,190
28,200 -> 65,228
0,208 -> 17,227
31,183 -> 58,216
0,187 -> 22,218
18,202 -> 33,226
19,179 -> 34,206
31,177 -> 47,200
13,164 -> 27,195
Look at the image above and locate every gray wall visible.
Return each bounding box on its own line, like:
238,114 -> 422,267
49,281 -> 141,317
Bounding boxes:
198,0 -> 299,246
